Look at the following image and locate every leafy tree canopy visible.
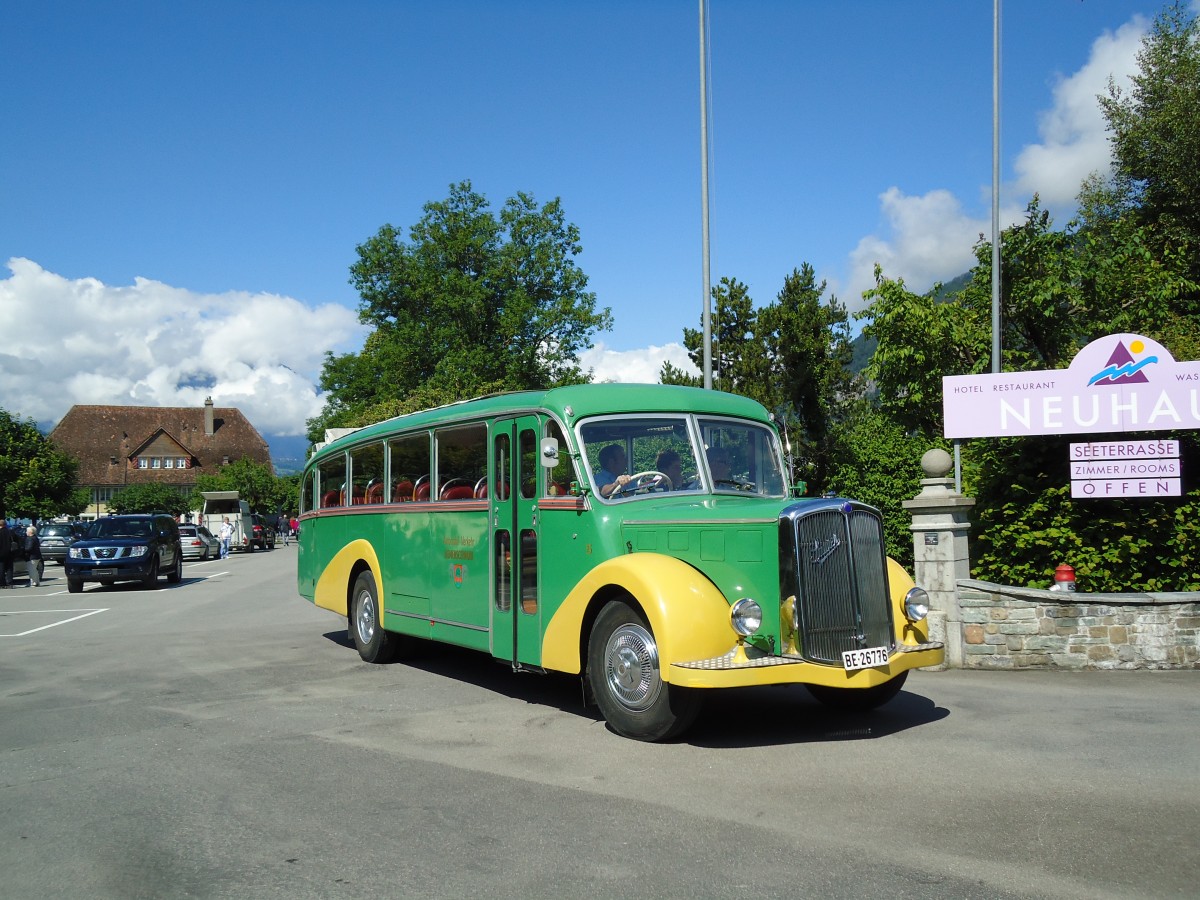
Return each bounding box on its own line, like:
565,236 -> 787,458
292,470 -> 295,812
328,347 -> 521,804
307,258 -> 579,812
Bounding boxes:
190,457 -> 282,515
1099,1 -> 1200,267
107,482 -> 190,517
0,409 -> 89,520
310,181 -> 612,441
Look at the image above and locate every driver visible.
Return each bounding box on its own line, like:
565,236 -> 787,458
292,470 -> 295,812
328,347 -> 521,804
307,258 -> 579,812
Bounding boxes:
595,444 -> 631,498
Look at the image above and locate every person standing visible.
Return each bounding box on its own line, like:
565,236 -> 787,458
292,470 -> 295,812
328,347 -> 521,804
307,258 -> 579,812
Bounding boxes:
0,519 -> 13,588
23,526 -> 42,587
218,517 -> 234,559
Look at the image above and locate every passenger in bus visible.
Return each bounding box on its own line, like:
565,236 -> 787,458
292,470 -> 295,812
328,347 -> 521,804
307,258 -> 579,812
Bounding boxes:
595,444 -> 631,498
654,449 -> 684,490
707,447 -> 733,484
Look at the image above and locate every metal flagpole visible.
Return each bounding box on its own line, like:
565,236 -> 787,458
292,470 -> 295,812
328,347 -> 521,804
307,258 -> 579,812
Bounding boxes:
991,0 -> 1002,376
699,0 -> 713,389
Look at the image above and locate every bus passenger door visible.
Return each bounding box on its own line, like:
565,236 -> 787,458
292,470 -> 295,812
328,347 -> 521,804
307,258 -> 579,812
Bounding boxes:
491,416 -> 542,668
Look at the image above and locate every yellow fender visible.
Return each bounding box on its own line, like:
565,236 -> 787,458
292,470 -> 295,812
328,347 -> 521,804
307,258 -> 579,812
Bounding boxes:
541,553 -> 735,679
887,557 -> 932,645
313,539 -> 382,617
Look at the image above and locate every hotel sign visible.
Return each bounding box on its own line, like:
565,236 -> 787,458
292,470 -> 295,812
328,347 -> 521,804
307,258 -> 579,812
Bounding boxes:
943,334 -> 1200,439
1069,439 -> 1181,498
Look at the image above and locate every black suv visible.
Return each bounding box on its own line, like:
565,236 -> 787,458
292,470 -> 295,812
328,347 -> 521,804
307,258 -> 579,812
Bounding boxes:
250,514 -> 276,551
37,522 -> 87,565
64,514 -> 183,592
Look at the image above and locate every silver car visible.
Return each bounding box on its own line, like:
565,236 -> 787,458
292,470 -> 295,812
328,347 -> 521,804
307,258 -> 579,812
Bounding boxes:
179,524 -> 220,560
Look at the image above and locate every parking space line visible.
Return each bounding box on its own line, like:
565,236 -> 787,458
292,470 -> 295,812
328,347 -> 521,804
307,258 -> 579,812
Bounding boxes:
0,608 -> 108,637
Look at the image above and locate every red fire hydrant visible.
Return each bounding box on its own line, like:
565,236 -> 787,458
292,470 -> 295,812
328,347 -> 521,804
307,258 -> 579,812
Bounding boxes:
1051,564 -> 1076,592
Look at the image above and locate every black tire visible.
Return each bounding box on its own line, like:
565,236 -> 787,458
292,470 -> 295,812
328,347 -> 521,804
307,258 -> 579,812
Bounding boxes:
67,578 -> 83,594
142,559 -> 159,588
587,600 -> 702,742
805,670 -> 909,711
167,552 -> 182,584
350,571 -> 401,664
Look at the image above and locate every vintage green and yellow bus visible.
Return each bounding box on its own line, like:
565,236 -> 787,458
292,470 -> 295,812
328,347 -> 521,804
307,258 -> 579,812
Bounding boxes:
297,383 -> 942,741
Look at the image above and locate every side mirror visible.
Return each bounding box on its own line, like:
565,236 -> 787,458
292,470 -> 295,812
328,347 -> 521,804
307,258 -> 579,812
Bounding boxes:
540,437 -> 559,467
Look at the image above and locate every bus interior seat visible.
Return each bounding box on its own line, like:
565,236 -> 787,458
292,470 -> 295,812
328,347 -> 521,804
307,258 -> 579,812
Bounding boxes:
392,480 -> 413,502
440,480 -> 474,501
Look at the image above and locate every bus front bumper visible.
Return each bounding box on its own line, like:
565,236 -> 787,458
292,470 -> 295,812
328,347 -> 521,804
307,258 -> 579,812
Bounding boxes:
668,642 -> 944,689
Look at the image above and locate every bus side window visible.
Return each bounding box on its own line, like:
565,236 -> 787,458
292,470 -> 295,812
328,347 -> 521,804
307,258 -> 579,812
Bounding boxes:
350,441 -> 385,505
519,428 -> 537,499
317,453 -> 347,508
300,469 -> 316,514
543,420 -> 573,496
436,423 -> 487,501
388,432 -> 431,503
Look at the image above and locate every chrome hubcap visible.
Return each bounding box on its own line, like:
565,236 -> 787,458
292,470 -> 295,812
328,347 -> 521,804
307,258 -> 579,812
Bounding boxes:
604,623 -> 661,711
356,589 -> 375,643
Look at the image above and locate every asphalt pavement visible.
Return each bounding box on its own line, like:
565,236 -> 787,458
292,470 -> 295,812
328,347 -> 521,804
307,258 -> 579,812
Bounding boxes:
1,547 -> 1197,900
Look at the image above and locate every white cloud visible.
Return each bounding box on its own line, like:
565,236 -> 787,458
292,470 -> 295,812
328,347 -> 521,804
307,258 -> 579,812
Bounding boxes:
580,341 -> 698,384
1013,17 -> 1147,206
845,188 -> 1024,306
844,13 -> 1147,309
0,258 -> 365,436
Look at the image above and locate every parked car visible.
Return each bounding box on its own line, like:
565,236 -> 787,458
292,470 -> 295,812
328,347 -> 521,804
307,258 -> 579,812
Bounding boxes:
37,522 -> 87,565
64,514 -> 183,592
178,524 -> 220,560
246,514 -> 276,551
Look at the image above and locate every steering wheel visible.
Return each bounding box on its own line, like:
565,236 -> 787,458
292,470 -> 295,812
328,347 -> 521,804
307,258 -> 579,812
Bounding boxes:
612,470 -> 673,497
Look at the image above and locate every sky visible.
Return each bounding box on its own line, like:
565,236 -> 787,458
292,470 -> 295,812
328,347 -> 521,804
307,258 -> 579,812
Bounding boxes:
0,0 -> 1178,456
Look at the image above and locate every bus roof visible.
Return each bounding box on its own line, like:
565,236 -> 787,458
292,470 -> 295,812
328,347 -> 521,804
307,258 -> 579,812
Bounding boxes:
309,383 -> 774,462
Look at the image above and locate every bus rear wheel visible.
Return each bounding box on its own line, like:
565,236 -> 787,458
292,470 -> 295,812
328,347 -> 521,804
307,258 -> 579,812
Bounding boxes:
350,570 -> 405,664
587,600 -> 701,742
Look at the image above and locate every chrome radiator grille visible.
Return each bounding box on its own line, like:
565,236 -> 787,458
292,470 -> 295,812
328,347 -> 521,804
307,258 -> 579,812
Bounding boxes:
781,501 -> 894,664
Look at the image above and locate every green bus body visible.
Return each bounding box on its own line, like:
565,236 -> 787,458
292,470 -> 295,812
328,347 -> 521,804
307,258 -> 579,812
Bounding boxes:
298,383 -> 943,741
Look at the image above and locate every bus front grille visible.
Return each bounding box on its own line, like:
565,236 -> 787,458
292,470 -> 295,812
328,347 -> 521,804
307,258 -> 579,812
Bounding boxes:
781,501 -> 894,664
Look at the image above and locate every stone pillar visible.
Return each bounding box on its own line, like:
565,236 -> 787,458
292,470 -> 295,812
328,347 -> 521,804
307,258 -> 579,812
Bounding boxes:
901,448 -> 974,669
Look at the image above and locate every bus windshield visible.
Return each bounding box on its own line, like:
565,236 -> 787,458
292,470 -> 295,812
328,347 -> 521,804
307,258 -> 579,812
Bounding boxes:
579,414 -> 787,500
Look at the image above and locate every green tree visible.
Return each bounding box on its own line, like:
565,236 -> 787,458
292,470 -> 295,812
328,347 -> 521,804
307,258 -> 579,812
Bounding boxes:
107,482 -> 190,517
190,458 -> 281,514
1099,1 -> 1200,267
311,181 -> 611,440
756,265 -> 855,491
0,410 -> 89,520
676,277 -> 766,399
857,266 -> 989,437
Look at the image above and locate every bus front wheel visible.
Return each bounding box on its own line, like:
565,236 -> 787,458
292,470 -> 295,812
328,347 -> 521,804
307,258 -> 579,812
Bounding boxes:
351,570 -> 402,664
587,600 -> 701,742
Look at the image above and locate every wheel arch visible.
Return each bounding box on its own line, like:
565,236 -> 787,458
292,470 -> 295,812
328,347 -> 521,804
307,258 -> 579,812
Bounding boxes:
313,538 -> 383,618
542,553 -> 735,679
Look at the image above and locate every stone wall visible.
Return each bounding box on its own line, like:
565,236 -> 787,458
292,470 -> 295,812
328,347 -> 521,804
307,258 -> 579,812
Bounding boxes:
957,579 -> 1200,670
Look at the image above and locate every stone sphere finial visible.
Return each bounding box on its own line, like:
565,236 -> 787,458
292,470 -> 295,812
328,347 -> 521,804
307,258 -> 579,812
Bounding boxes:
921,448 -> 953,478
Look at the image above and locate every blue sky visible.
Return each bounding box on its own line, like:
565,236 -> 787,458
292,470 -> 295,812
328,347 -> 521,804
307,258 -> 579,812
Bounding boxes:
0,0 -> 1173,446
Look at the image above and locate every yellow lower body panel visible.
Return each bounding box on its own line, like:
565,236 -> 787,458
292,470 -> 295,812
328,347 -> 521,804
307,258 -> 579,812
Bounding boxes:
313,539 -> 382,618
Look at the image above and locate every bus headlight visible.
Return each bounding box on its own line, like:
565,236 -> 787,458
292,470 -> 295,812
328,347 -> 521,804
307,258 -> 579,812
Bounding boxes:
730,598 -> 762,637
904,586 -> 930,622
